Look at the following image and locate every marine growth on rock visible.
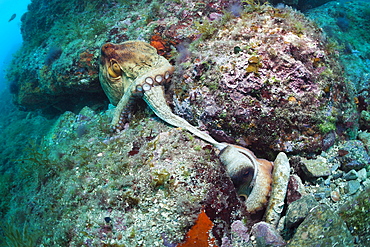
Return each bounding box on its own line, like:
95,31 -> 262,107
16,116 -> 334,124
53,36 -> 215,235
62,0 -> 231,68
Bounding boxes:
2,0 -> 367,246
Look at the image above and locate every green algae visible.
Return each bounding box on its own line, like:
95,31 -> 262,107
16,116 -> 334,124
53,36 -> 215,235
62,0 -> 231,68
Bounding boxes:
194,19 -> 218,40
318,122 -> 336,134
193,145 -> 202,151
0,220 -> 40,247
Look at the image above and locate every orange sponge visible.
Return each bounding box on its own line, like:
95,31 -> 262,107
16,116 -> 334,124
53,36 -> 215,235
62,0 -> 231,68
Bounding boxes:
178,209 -> 216,247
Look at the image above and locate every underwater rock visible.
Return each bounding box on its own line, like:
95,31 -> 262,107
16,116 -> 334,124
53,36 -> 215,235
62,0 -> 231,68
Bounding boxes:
358,131 -> 370,155
231,220 -> 250,242
285,175 -> 306,204
250,221 -> 286,247
8,103 -> 249,246
360,111 -> 370,132
288,204 -> 354,247
5,0 -> 235,111
343,169 -> 358,181
264,152 -> 290,227
171,5 -> 356,154
284,195 -> 318,229
357,168 -> 368,182
337,140 -> 370,172
300,156 -> 331,178
346,180 -> 361,195
222,220 -> 251,247
338,187 -> 370,245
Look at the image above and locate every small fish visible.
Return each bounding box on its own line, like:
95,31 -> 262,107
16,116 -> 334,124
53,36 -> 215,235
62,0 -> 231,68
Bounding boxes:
8,14 -> 16,22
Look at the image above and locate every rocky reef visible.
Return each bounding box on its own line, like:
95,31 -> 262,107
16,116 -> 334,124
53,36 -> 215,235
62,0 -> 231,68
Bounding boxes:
1,0 -> 369,246
18,107 -> 244,246
7,0 -> 357,154
2,101 -> 369,246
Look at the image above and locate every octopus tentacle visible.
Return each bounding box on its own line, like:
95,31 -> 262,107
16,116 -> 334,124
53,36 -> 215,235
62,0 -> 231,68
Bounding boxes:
110,66 -> 174,131
111,97 -> 137,132
110,82 -> 137,131
248,158 -> 273,212
143,86 -> 227,149
220,145 -> 273,213
220,145 -> 257,189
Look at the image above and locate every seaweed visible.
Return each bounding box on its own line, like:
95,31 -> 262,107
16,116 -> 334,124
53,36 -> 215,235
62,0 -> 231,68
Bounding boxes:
0,220 -> 40,247
194,19 -> 218,40
241,0 -> 267,13
16,140 -> 61,182
0,173 -> 12,218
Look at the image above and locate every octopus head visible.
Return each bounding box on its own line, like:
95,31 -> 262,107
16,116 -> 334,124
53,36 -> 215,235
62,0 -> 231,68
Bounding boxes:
99,40 -> 175,131
99,41 -> 173,106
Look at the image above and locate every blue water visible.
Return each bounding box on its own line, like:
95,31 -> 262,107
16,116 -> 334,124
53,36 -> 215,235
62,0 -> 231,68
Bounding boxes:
0,0 -> 30,93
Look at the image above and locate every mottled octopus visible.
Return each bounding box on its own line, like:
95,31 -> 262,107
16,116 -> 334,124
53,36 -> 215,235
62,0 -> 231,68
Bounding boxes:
99,40 -> 273,213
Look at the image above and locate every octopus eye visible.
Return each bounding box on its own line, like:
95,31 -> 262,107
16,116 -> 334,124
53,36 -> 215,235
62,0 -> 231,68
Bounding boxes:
145,77 -> 154,85
155,75 -> 163,83
108,62 -> 122,78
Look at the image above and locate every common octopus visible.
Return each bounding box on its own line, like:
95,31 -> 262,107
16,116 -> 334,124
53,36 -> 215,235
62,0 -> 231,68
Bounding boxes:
99,40 -> 273,213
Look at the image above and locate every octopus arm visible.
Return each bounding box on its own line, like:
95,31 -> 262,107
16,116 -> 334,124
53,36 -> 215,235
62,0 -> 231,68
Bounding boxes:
143,86 -> 226,149
246,158 -> 273,213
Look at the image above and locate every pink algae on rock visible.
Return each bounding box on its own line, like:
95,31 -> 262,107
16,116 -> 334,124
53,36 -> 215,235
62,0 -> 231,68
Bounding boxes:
170,5 -> 356,155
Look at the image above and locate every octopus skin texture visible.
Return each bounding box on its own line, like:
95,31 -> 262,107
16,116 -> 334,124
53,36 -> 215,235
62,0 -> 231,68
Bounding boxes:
220,145 -> 273,213
99,40 -> 273,213
99,41 -> 175,131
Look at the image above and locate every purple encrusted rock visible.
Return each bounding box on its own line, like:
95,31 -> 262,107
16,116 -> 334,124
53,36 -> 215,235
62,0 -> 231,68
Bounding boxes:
251,222 -> 286,246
